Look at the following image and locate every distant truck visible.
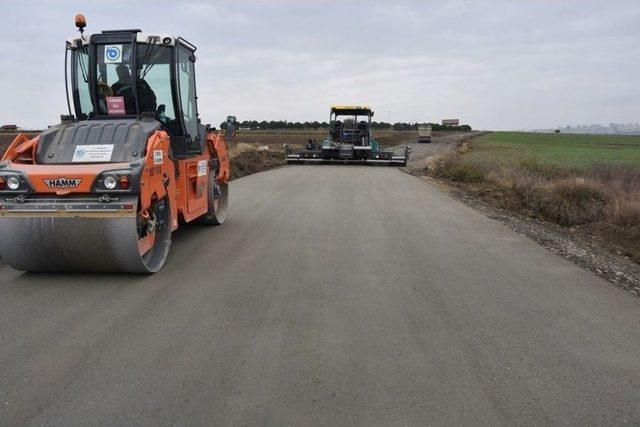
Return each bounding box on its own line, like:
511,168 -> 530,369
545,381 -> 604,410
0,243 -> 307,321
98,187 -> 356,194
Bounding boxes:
418,124 -> 432,143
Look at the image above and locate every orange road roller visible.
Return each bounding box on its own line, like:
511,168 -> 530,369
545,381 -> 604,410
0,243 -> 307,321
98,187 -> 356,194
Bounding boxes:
0,16 -> 230,273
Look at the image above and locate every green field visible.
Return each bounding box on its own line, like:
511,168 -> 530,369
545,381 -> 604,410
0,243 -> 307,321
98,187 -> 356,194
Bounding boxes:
467,132 -> 640,169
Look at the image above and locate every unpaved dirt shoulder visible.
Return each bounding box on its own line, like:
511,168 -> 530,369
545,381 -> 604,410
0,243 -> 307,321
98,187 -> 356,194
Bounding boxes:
411,173 -> 640,297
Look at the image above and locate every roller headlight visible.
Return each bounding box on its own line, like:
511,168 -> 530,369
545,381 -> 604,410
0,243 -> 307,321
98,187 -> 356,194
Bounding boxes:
103,175 -> 117,190
94,169 -> 134,193
7,176 -> 20,190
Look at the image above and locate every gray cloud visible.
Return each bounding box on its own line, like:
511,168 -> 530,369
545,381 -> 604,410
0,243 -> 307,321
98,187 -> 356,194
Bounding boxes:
0,0 -> 638,130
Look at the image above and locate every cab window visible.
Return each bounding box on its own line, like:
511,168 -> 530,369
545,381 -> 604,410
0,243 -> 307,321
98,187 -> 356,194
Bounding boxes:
94,43 -> 134,115
71,47 -> 92,119
177,45 -> 198,140
136,44 -> 180,134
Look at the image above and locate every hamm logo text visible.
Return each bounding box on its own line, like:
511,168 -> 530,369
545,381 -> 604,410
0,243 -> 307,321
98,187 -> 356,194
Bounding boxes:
43,178 -> 82,189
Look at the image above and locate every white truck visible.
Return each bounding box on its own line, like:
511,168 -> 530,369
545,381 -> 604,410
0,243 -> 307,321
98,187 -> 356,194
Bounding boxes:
418,124 -> 432,143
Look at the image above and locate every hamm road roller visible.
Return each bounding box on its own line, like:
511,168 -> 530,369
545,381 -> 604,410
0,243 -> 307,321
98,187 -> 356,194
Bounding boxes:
285,105 -> 411,165
0,16 -> 230,273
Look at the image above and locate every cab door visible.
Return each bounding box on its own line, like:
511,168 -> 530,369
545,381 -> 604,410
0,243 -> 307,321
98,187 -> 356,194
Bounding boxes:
176,43 -> 207,219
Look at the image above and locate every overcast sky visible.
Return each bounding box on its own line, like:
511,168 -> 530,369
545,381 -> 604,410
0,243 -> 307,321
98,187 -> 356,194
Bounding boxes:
1,0 -> 638,130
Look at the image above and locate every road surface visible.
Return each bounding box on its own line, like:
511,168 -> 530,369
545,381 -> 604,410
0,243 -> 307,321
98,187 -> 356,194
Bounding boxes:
1,166 -> 639,425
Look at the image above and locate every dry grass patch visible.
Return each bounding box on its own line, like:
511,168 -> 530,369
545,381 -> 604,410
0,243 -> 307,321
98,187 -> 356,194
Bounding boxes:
525,178 -> 608,226
431,152 -> 489,183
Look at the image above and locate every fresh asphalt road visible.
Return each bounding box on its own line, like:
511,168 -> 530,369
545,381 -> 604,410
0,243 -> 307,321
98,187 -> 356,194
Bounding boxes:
1,165 -> 639,426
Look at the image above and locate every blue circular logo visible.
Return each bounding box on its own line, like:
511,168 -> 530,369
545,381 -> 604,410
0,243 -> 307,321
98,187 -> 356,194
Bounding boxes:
76,148 -> 86,158
106,46 -> 121,61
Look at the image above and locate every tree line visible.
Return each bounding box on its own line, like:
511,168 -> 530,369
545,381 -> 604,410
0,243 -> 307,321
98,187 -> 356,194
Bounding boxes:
220,120 -> 471,132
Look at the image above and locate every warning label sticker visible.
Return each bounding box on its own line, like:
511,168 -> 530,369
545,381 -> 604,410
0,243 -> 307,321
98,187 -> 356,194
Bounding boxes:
104,45 -> 123,64
72,145 -> 115,163
106,96 -> 126,115
197,160 -> 208,176
153,150 -> 163,165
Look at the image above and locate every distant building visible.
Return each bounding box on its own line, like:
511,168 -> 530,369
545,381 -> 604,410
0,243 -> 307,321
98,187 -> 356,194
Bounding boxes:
531,122 -> 640,135
442,119 -> 460,126
1,124 -> 18,131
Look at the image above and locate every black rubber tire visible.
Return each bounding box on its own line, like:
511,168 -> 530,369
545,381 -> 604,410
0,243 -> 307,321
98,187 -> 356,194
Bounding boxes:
199,170 -> 228,225
139,196 -> 172,273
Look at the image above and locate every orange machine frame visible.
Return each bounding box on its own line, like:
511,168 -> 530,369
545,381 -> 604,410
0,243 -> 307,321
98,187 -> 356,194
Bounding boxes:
1,129 -> 230,233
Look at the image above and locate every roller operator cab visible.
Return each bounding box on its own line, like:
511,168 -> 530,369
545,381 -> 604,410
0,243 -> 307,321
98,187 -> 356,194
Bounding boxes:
225,116 -> 237,137
286,105 -> 411,165
0,16 -> 230,273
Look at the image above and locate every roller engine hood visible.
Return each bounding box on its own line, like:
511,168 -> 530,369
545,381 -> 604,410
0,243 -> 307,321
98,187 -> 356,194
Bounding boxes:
36,119 -> 160,164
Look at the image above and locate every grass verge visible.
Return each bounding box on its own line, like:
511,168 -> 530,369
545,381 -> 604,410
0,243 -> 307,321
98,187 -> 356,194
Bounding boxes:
466,132 -> 640,168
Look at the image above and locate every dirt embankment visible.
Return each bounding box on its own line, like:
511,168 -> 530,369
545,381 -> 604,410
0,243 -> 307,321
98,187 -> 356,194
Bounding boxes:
375,130 -> 419,147
228,142 -> 286,180
232,130 -> 325,149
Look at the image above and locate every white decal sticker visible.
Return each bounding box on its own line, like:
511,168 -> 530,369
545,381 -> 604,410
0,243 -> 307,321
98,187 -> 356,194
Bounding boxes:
153,150 -> 163,165
104,45 -> 123,63
197,160 -> 208,176
72,145 -> 114,163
